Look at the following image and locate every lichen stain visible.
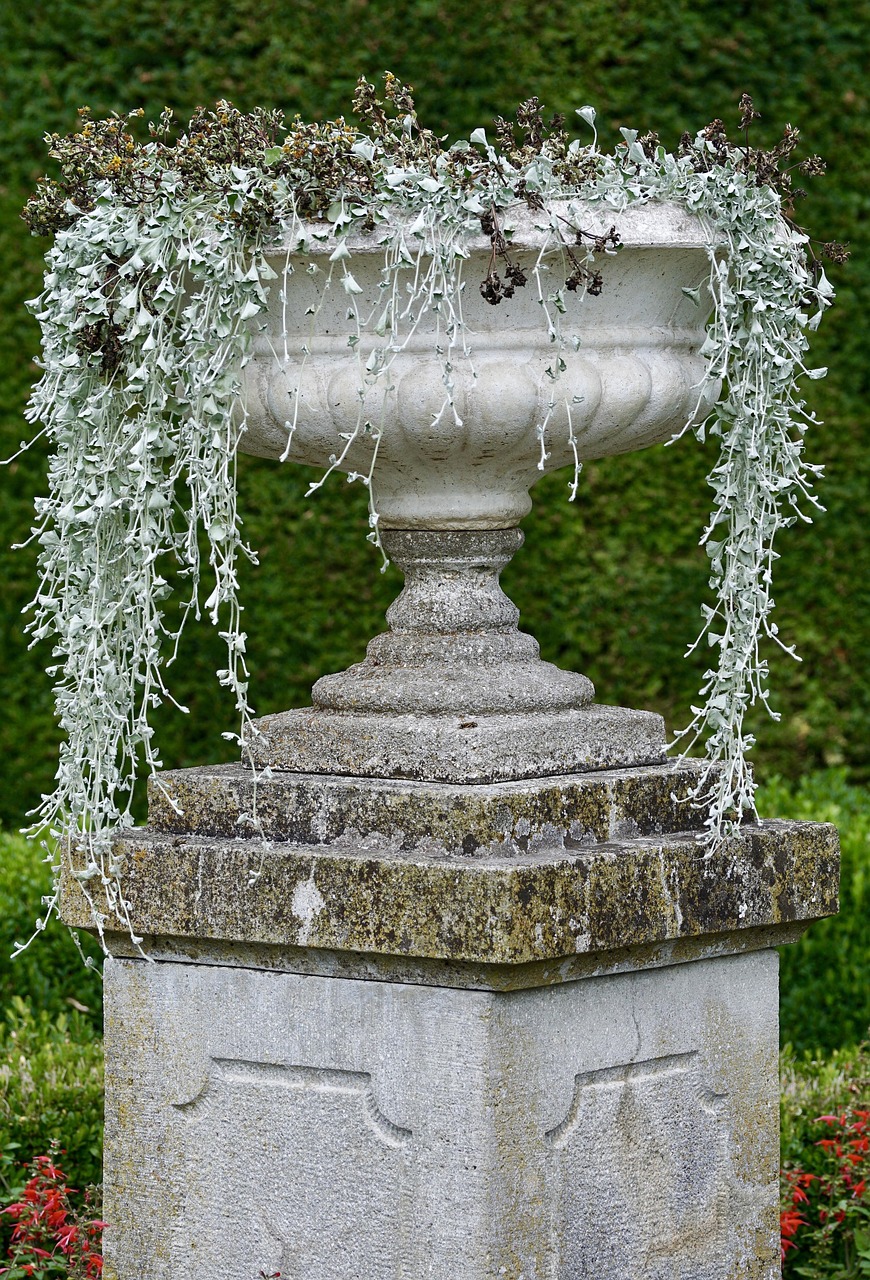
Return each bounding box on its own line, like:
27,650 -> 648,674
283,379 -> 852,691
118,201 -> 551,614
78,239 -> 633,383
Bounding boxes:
145,761 -> 716,856
60,818 -> 839,981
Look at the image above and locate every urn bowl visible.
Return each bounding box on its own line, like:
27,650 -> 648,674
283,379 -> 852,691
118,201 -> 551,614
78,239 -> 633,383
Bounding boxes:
240,200 -> 714,529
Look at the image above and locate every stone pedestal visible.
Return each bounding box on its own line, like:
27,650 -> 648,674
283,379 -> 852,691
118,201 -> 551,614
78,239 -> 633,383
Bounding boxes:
62,760 -> 838,1280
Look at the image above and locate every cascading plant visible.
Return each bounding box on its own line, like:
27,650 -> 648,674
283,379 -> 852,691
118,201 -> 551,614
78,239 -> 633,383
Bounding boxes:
16,76 -> 845,952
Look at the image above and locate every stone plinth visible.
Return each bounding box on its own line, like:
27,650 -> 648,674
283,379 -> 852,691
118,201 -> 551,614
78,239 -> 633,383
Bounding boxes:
61,761 -> 839,1280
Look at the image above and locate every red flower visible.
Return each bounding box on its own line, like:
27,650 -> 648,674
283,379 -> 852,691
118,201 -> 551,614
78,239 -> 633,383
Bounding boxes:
780,1208 -> 806,1261
0,1146 -> 104,1277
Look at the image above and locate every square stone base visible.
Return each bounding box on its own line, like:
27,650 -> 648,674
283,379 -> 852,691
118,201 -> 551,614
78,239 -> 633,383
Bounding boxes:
103,948 -> 780,1280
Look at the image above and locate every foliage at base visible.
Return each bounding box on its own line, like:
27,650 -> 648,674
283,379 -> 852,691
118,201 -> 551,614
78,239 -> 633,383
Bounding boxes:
0,1002 -> 103,1257
781,1042 -> 870,1277
0,1145 -> 103,1279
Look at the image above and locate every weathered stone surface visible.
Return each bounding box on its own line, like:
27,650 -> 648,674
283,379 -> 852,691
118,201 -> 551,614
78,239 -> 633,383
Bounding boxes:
102,949 -> 781,1280
147,759 -> 716,848
247,703 -> 666,780
61,816 -> 838,969
245,528 -> 667,780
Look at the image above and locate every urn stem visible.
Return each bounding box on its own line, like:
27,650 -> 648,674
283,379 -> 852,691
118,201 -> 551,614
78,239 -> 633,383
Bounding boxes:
311,528 -> 594,717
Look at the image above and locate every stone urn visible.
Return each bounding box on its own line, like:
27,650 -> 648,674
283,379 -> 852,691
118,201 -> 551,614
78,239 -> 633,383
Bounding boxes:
239,200 -> 714,781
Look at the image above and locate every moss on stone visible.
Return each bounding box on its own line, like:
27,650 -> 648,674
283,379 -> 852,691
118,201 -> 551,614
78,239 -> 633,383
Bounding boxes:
61,817 -> 838,967
147,760 -> 714,853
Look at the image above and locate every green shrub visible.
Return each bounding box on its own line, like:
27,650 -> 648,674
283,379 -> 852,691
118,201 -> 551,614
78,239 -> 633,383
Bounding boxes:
758,772 -> 870,1054
0,831 -> 102,1032
0,831 -> 103,1255
781,1041 -> 870,1170
0,997 -> 103,1254
0,1144 -> 104,1278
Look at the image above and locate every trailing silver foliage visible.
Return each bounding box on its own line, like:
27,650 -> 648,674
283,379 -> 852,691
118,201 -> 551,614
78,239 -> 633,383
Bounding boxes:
23,188 -> 272,948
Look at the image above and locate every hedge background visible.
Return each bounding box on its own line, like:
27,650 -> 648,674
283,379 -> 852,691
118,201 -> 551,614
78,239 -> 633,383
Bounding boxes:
0,0 -> 866,828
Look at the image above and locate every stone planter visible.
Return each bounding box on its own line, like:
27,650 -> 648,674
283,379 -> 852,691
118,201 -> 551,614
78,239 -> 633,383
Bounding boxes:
242,201 -> 713,530
60,201 -> 839,1280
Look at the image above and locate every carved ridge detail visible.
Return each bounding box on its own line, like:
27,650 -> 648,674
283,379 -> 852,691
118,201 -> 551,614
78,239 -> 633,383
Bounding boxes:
544,1051 -> 726,1149
173,1057 -> 413,1149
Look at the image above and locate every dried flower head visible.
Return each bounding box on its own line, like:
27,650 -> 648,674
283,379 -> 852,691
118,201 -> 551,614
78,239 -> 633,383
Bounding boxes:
738,93 -> 761,132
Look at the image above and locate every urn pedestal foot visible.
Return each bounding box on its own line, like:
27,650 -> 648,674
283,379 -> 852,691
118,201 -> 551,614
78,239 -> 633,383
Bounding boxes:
246,528 -> 665,781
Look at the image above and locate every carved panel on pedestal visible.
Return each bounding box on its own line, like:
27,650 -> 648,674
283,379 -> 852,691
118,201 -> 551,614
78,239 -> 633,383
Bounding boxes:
170,1058 -> 413,1280
545,1051 -> 730,1280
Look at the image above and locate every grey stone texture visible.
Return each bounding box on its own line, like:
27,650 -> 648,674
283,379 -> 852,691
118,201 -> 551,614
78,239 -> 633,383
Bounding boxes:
313,530 -> 596,715
245,530 -> 666,781
103,949 -> 781,1280
247,704 -> 666,782
67,817 -> 837,968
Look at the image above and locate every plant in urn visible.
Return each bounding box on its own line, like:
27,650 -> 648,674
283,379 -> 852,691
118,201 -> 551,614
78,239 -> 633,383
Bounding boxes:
20,78 -> 838,934
19,76 -> 844,1280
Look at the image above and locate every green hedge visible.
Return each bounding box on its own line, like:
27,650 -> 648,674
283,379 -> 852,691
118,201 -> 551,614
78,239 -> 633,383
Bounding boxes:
760,771 -> 870,1055
0,0 -> 866,828
0,998 -> 103,1191
0,832 -> 102,1032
